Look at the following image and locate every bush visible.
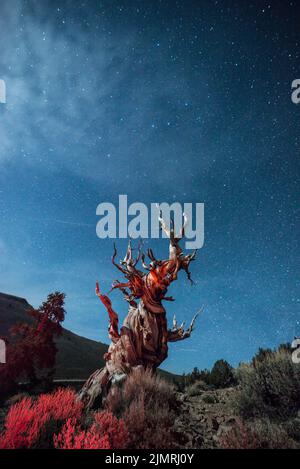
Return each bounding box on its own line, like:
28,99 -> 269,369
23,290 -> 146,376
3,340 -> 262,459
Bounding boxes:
209,360 -> 235,388
0,387 -> 128,449
0,388 -> 83,449
284,416 -> 300,442
105,368 -> 178,449
219,418 -> 299,449
181,367 -> 211,389
54,411 -> 128,449
235,348 -> 300,419
202,394 -> 217,404
186,380 -> 209,396
54,417 -> 110,449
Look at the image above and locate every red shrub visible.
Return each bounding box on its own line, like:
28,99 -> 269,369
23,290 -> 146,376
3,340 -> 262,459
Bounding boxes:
92,411 -> 128,449
53,411 -> 128,449
0,397 -> 38,449
37,388 -> 83,421
0,388 -> 83,449
53,418 -> 111,449
0,388 -> 128,450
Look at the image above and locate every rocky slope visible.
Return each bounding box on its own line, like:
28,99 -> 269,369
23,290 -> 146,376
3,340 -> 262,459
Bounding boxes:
174,387 -> 238,448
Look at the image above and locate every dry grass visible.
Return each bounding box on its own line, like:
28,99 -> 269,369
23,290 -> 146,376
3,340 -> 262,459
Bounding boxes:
105,367 -> 178,449
220,418 -> 299,449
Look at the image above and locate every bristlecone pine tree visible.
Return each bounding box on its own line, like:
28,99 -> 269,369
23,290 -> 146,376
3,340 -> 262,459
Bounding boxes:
79,212 -> 200,408
0,292 -> 65,399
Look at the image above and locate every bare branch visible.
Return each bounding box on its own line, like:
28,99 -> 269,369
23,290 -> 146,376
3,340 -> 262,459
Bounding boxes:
176,212 -> 188,239
172,314 -> 178,330
141,253 -> 151,271
112,243 -> 128,274
167,307 -> 204,342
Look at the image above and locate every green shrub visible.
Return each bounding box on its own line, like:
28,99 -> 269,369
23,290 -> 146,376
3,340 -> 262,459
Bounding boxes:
202,394 -> 217,404
186,381 -> 209,397
181,368 -> 211,389
219,418 -> 299,449
209,360 -> 235,388
235,348 -> 300,419
284,416 -> 300,442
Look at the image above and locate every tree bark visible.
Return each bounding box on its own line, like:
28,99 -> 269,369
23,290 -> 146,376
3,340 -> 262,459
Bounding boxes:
78,215 -> 199,408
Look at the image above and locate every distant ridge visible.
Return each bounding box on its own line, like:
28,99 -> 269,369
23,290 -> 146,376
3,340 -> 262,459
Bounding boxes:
0,291 -> 107,379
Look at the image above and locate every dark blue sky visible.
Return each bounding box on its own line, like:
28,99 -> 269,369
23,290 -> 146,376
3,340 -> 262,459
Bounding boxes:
0,0 -> 299,373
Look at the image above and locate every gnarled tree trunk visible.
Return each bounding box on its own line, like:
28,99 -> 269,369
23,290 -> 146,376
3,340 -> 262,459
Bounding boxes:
78,213 -> 199,408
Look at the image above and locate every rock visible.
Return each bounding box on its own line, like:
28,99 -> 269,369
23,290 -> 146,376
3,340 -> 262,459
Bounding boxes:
172,386 -> 239,448
193,434 -> 204,447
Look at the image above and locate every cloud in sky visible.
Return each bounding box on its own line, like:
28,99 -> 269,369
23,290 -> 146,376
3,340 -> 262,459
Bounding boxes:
0,2 -> 129,167
0,0 -> 202,188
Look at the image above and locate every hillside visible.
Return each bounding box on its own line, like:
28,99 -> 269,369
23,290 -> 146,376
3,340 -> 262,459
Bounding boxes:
0,292 -> 107,379
0,292 -> 179,382
174,387 -> 237,448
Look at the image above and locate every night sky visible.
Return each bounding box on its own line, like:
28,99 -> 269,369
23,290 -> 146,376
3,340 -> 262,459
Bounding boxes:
0,0 -> 299,374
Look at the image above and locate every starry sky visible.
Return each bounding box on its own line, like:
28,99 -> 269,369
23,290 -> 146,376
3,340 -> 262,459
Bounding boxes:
0,0 -> 299,374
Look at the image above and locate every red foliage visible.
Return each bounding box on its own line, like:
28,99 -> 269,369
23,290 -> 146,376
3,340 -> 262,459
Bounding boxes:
0,292 -> 65,398
0,388 -> 83,449
53,411 -> 128,449
0,388 -> 128,450
92,411 -> 128,449
53,418 -> 110,449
